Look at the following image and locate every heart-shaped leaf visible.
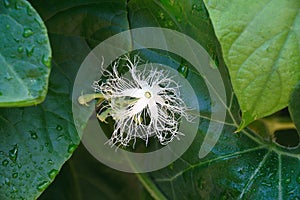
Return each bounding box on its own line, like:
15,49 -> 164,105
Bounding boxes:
203,0 -> 300,130
128,1 -> 300,199
0,0 -> 129,199
0,0 -> 51,107
1,0 -> 300,199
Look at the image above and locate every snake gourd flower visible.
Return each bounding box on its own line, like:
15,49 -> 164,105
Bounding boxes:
84,56 -> 193,147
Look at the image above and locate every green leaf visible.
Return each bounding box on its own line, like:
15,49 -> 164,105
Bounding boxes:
289,82 -> 300,133
2,0 -> 299,199
0,0 -> 51,107
0,35 -> 83,200
0,0 -> 129,199
127,1 -> 300,199
39,144 -> 146,200
203,0 -> 300,130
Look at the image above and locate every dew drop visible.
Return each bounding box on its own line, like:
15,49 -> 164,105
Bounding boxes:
23,28 -> 34,38
167,21 -> 174,27
261,181 -> 272,187
159,12 -> 165,20
48,169 -> 58,179
29,131 -> 38,140
56,125 -> 63,131
12,173 -> 18,179
4,178 -> 10,186
48,159 -> 54,165
14,1 -> 24,10
26,6 -> 34,16
37,181 -> 49,191
6,24 -> 10,29
26,47 -> 35,57
4,72 -> 13,81
3,0 -> 10,7
68,144 -> 77,154
2,159 -> 9,166
13,37 -> 20,43
9,144 -> 18,162
37,38 -> 47,45
56,135 -> 64,141
192,4 -> 201,15
177,65 -> 189,78
285,178 -> 291,184
17,46 -> 23,53
42,55 -> 51,68
11,186 -> 17,193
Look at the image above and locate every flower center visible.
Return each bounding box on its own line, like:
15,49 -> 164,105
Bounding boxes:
144,91 -> 152,98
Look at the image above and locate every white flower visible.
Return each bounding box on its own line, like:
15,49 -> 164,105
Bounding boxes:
93,56 -> 193,147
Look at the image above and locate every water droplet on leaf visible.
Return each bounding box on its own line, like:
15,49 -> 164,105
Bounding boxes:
48,159 -> 54,165
11,186 -> 17,193
42,55 -> 51,68
6,24 -> 10,29
26,6 -> 33,16
159,12 -> 165,20
13,37 -> 20,43
56,135 -> 64,141
2,159 -> 9,166
285,178 -> 291,184
12,173 -> 18,178
68,144 -> 77,154
48,169 -> 58,179
17,46 -> 23,53
5,72 -> 13,81
192,4 -> 201,15
261,181 -> 272,187
23,28 -> 34,38
56,125 -> 63,131
9,144 -> 18,162
4,178 -> 10,185
14,1 -> 24,10
37,181 -> 49,191
29,131 -> 38,140
37,38 -> 47,44
26,47 -> 34,57
177,65 -> 189,78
